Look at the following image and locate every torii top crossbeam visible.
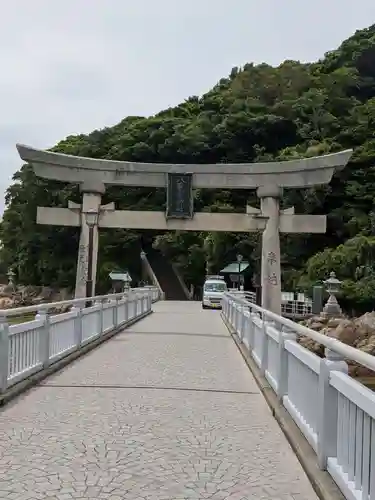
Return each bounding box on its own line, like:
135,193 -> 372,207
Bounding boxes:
16,144 -> 353,190
16,143 -> 353,312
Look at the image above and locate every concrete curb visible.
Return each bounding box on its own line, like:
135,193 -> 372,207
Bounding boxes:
0,309 -> 153,408
221,313 -> 345,500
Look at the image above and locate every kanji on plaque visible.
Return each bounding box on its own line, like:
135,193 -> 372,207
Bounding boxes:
166,173 -> 194,219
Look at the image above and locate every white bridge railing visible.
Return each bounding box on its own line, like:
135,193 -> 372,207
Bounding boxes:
0,286 -> 160,394
231,290 -> 313,319
222,292 -> 375,500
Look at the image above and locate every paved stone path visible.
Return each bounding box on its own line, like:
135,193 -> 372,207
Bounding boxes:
0,302 -> 317,500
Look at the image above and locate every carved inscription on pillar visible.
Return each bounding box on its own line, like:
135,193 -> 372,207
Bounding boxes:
267,251 -> 278,286
77,243 -> 88,285
166,173 -> 193,219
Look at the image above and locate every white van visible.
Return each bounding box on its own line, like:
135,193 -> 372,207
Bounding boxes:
202,276 -> 227,309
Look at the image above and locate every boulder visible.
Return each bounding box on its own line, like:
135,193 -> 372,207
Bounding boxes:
308,320 -> 326,331
327,319 -> 358,345
0,284 -> 16,295
299,312 -> 375,384
0,297 -> 13,308
357,312 -> 375,330
327,317 -> 343,329
359,334 -> 375,355
298,336 -> 324,356
304,315 -> 329,329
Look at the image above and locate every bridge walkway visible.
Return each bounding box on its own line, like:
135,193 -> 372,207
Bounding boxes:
0,301 -> 317,500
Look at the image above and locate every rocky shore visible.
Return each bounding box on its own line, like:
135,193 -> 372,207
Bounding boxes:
0,284 -> 72,313
300,312 -> 375,379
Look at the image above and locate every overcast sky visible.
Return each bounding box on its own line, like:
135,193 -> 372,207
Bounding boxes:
1,0 -> 375,214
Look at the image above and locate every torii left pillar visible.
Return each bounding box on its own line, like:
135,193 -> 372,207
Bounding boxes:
73,181 -> 105,299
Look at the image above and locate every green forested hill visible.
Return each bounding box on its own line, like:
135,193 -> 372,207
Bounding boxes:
2,25 -> 375,310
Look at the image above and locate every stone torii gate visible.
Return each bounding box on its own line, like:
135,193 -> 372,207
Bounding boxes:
16,144 -> 352,314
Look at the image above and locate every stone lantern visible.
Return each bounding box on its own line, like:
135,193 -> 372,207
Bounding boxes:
7,268 -> 15,287
123,272 -> 132,291
323,271 -> 342,317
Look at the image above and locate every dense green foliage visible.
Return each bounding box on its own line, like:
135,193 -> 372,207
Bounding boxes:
2,25 -> 375,309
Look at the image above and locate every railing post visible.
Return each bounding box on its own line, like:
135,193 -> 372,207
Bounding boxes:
98,299 -> 104,334
241,306 -> 247,343
0,315 -> 9,392
260,314 -> 271,374
242,306 -> 251,348
134,294 -> 139,317
36,307 -> 50,368
130,295 -> 133,319
317,348 -> 348,470
238,305 -> 242,334
123,294 -> 129,322
236,303 -> 241,337
223,296 -> 228,318
248,311 -> 257,349
276,325 -> 297,401
235,304 -> 240,332
71,302 -> 84,347
113,297 -> 118,328
239,304 -> 247,341
235,303 -> 240,335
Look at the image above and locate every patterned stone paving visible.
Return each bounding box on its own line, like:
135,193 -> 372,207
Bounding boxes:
0,301 -> 317,499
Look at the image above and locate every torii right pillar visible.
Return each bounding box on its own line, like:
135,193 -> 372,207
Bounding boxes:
256,183 -> 329,316
258,184 -> 283,315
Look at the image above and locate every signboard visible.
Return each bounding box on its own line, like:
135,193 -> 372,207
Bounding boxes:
166,173 -> 193,219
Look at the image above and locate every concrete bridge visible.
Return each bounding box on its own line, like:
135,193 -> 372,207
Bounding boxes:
0,288 -> 374,500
